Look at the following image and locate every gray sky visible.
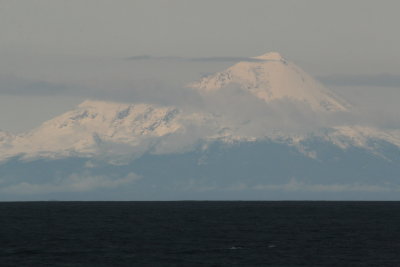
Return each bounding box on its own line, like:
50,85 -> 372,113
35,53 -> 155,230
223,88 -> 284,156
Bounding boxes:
1,0 -> 400,132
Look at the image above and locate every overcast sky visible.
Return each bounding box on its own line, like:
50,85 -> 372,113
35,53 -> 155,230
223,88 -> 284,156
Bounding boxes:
1,0 -> 400,132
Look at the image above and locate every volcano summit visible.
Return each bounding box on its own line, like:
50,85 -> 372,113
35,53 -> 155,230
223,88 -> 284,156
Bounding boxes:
190,52 -> 349,112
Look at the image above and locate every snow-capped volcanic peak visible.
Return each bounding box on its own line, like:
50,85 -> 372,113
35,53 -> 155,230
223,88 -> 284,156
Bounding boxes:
253,51 -> 285,61
190,52 -> 349,112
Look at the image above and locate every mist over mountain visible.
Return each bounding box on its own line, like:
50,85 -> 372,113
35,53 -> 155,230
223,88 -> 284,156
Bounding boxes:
1,53 -> 399,200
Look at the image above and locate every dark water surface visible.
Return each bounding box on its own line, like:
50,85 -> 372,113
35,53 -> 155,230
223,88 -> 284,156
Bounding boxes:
1,202 -> 400,266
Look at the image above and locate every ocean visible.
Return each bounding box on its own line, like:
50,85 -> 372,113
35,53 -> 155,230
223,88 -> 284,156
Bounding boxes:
0,201 -> 399,266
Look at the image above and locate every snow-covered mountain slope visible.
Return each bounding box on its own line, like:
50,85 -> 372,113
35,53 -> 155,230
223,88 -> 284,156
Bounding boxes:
1,97 -> 398,162
189,52 -> 349,112
0,100 -> 223,160
325,126 -> 400,149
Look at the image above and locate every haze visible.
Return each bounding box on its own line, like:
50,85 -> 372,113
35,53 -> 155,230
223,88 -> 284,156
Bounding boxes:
1,0 -> 400,132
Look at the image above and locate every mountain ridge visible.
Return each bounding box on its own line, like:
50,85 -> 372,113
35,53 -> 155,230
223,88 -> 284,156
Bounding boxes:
1,52 -> 400,199
0,52 -> 398,162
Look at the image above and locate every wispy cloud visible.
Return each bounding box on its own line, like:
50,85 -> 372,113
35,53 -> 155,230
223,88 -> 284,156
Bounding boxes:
252,179 -> 399,193
1,172 -> 140,194
0,75 -> 71,96
126,55 -> 182,61
221,179 -> 400,193
125,55 -> 268,63
189,57 -> 268,63
167,178 -> 400,194
318,73 -> 400,88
